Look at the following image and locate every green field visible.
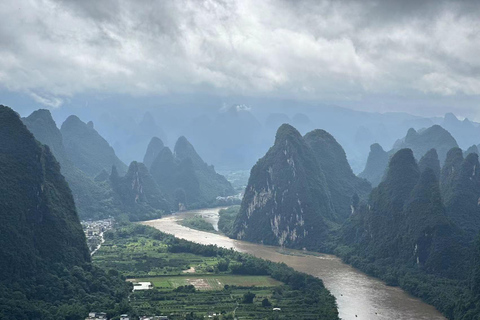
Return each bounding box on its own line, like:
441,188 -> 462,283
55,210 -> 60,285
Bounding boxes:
94,223 -> 339,320
128,275 -> 282,290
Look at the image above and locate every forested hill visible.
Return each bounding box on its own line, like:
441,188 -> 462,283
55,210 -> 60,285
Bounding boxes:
231,123 -> 480,319
339,147 -> 480,319
232,124 -> 370,250
23,109 -> 122,220
0,105 -> 130,319
360,125 -> 458,186
61,115 -> 128,177
149,136 -> 235,210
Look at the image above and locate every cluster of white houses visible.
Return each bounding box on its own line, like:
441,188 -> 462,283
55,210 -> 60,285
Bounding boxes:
81,218 -> 114,253
85,312 -> 168,320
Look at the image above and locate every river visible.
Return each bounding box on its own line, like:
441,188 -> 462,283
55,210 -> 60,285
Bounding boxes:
142,207 -> 446,320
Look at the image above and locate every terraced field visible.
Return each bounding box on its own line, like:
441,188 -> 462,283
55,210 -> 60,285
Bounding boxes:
128,275 -> 282,290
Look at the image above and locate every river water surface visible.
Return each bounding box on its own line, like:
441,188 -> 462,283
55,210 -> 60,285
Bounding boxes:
142,208 -> 446,320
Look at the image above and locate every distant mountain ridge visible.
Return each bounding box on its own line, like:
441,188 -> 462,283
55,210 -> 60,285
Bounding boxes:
360,125 -> 459,186
149,135 -> 235,210
23,109 -> 170,221
61,115 -> 128,177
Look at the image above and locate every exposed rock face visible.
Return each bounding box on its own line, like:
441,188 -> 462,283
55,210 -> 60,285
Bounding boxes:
109,162 -> 170,220
61,115 -> 127,177
143,136 -> 165,169
233,124 -> 336,250
359,143 -> 389,187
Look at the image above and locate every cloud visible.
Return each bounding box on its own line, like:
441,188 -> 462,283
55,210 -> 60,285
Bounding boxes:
28,92 -> 64,108
0,0 -> 479,110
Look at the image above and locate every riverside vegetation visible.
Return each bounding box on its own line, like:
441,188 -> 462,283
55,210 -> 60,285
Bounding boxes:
5,99 -> 480,320
93,223 -> 339,320
230,123 -> 480,320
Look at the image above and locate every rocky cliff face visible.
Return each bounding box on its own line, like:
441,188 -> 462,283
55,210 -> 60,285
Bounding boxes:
232,124 -> 336,250
109,161 -> 170,221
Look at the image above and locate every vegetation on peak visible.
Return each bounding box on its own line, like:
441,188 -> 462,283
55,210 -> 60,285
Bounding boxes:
150,138 -> 234,211
0,105 -> 131,319
143,136 -> 164,169
108,161 -> 170,221
304,129 -> 371,220
418,148 -> 441,178
61,114 -> 127,177
359,143 -> 389,187
232,124 -> 336,249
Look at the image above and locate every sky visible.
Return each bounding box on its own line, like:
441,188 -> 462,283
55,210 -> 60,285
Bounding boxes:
1,0 -> 480,119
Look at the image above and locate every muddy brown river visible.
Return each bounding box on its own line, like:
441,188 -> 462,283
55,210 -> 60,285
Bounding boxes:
142,208 -> 446,320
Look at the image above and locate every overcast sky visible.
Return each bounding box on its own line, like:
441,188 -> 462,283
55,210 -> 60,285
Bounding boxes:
1,0 -> 479,119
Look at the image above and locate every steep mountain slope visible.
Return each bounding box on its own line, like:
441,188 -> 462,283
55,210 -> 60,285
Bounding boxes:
143,136 -> 164,169
149,137 -> 234,210
23,110 -> 120,220
61,115 -> 127,177
393,125 -> 458,164
232,124 -> 335,250
361,125 -> 458,186
464,144 -> 479,157
441,151 -> 480,236
0,107 -> 89,277
341,149 -> 465,278
174,136 -> 234,202
359,143 -> 389,187
109,162 -> 170,221
0,105 -> 130,318
418,148 -> 441,178
442,112 -> 480,149
304,129 -> 371,220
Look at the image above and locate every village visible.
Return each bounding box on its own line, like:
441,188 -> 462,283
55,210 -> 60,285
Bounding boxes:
85,313 -> 169,320
81,218 -> 114,254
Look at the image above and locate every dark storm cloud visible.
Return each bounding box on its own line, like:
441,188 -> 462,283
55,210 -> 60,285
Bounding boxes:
0,0 -> 479,116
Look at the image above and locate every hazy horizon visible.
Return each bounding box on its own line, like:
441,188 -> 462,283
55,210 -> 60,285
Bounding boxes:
1,0 -> 480,120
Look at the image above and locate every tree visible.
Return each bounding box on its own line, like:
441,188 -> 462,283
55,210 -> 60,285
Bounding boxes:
262,298 -> 272,307
242,291 -> 256,304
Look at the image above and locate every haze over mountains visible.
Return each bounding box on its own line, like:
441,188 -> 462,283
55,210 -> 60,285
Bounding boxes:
5,99 -> 480,319
36,102 -> 480,176
22,108 -> 235,221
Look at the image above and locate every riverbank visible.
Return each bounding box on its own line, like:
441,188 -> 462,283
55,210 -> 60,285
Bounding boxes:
142,207 -> 446,320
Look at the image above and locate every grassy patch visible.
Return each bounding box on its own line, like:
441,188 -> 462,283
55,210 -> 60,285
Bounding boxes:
179,215 -> 216,233
128,275 -> 282,290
